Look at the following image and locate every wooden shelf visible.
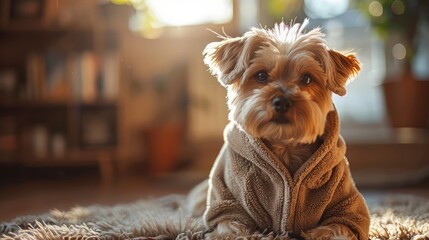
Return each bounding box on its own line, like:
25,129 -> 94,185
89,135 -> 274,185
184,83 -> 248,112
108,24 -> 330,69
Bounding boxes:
20,148 -> 115,165
0,100 -> 118,109
0,1 -> 120,185
18,148 -> 116,183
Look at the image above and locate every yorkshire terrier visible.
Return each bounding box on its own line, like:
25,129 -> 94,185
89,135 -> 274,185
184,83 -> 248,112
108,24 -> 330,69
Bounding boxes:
190,20 -> 370,240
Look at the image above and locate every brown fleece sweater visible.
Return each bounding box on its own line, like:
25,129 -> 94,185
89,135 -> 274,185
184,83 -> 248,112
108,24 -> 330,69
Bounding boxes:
203,110 -> 370,239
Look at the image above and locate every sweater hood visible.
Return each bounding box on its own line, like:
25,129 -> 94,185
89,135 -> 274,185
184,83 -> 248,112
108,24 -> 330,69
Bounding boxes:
224,110 -> 346,187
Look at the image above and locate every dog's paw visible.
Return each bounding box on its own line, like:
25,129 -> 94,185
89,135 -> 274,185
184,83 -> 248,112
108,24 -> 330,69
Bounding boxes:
205,230 -> 234,240
288,232 -> 306,240
205,220 -> 250,239
301,232 -> 334,240
302,224 -> 357,240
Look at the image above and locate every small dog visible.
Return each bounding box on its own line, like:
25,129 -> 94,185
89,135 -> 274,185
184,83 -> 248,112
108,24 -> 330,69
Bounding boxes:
190,20 -> 370,240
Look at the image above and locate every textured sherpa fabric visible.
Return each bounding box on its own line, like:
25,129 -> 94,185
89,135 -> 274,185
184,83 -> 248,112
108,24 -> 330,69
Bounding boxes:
203,110 -> 370,239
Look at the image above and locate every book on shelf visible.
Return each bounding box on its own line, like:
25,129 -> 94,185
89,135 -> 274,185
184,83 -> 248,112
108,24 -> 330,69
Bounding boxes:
45,52 -> 70,101
101,51 -> 119,101
27,51 -> 71,102
25,50 -> 119,103
77,50 -> 119,102
79,50 -> 98,103
26,52 -> 45,100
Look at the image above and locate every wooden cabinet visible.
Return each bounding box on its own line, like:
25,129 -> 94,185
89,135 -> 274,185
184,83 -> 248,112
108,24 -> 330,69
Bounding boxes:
0,0 -> 119,183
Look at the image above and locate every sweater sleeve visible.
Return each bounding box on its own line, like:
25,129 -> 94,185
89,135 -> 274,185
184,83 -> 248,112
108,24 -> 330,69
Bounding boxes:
203,145 -> 257,230
320,161 -> 370,240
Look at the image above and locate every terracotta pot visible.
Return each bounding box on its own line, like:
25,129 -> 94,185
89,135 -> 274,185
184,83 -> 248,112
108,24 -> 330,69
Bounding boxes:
383,71 -> 429,128
146,122 -> 184,174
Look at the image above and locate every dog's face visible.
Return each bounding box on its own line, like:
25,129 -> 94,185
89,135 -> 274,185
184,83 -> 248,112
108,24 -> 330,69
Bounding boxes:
204,20 -> 360,144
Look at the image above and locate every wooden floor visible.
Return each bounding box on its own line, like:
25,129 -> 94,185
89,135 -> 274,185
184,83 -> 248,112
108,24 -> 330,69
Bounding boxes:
0,165 -> 206,222
1,163 -> 428,223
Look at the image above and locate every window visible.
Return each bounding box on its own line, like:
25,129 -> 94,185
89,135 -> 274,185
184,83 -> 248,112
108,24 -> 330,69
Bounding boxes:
145,0 -> 233,27
113,0 -> 233,38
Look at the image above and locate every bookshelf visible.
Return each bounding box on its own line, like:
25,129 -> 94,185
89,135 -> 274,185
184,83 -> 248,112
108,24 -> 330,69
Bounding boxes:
0,0 -> 120,183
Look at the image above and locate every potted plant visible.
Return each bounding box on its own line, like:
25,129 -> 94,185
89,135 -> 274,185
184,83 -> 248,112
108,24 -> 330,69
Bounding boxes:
145,64 -> 188,174
356,0 -> 429,128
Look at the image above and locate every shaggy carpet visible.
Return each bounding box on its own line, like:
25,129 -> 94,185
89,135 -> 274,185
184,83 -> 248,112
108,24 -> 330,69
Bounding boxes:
0,194 -> 428,240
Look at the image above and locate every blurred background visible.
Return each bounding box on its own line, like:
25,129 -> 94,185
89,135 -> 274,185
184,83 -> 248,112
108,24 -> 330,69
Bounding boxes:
0,0 -> 428,221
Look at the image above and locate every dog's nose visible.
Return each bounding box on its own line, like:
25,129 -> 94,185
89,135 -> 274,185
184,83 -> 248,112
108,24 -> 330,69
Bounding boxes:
272,96 -> 292,113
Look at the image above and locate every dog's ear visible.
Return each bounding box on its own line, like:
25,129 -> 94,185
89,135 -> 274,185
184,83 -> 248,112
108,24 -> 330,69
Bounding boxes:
327,50 -> 361,96
203,36 -> 246,86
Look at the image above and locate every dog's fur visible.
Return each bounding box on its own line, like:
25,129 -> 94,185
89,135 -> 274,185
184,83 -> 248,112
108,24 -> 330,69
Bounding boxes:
202,20 -> 362,240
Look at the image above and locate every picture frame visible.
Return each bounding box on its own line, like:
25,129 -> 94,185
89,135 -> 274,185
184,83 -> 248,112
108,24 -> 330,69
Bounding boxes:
79,105 -> 117,148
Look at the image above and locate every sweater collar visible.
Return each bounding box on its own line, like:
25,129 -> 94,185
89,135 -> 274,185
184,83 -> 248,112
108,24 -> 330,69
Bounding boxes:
224,110 -> 346,184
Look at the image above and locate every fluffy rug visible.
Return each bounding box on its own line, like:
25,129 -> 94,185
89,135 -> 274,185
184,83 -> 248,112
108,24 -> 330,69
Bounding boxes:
0,194 -> 428,240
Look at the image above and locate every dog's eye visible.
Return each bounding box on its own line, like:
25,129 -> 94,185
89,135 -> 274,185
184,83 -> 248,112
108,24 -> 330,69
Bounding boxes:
254,71 -> 269,83
300,74 -> 312,85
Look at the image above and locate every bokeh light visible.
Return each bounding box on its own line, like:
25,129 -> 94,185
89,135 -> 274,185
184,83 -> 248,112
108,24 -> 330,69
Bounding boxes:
391,0 -> 405,15
369,1 -> 383,17
392,43 -> 406,60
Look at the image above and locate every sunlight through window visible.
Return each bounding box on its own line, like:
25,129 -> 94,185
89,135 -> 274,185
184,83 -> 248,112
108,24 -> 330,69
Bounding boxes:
146,0 -> 233,27
113,0 -> 233,38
